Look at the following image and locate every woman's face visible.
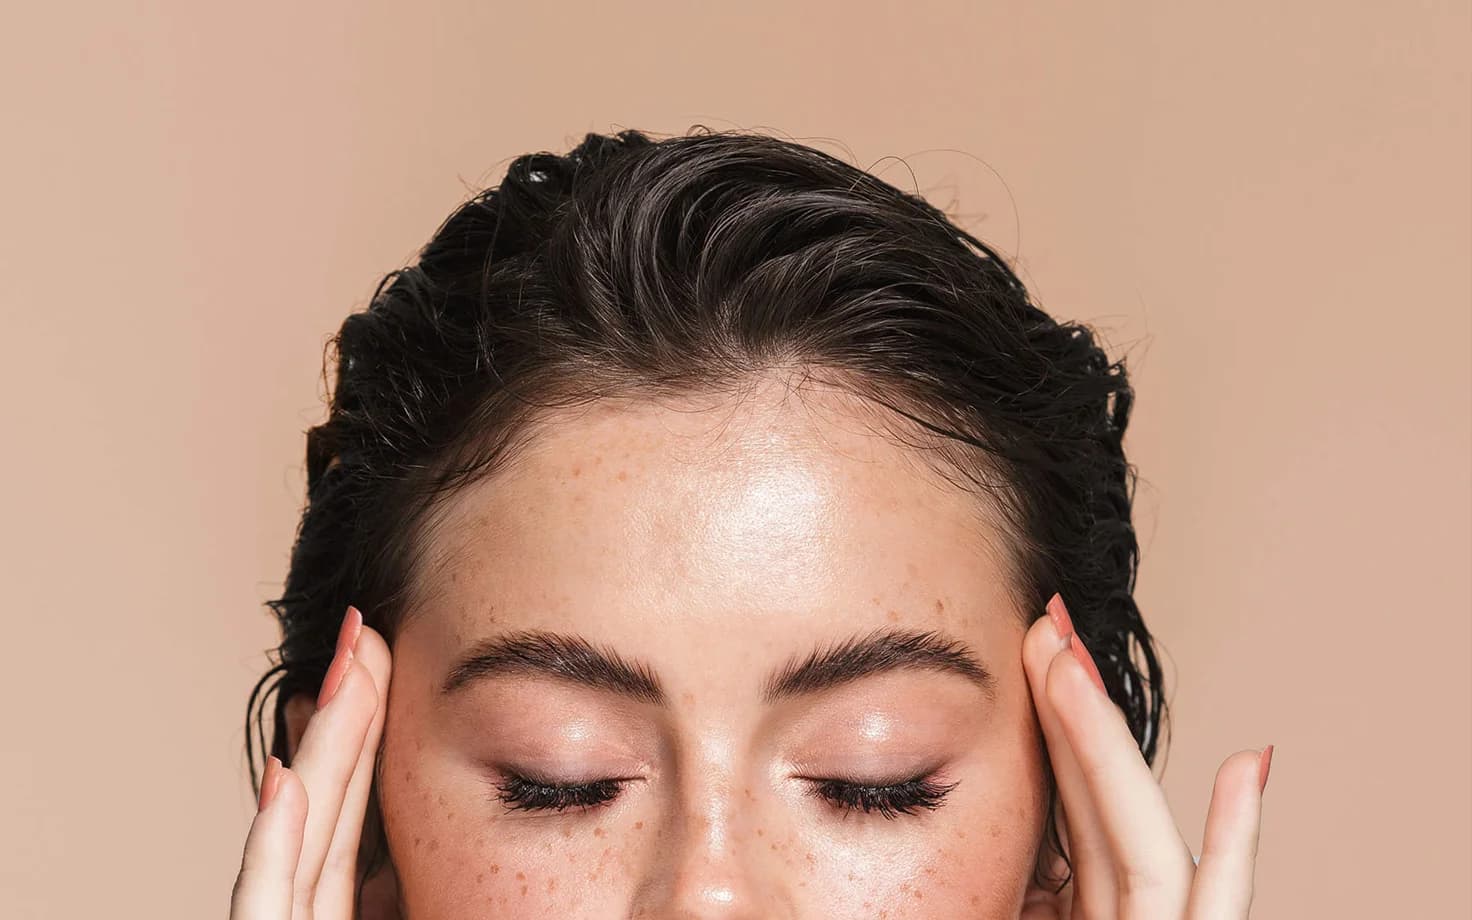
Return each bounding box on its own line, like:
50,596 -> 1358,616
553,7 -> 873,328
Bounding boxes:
375,378 -> 1051,918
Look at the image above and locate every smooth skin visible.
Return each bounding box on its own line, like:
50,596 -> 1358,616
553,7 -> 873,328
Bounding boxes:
232,379 -> 1268,918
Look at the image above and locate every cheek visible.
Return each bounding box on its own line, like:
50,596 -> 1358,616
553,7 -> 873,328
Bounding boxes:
377,717 -> 649,917
788,775 -> 1049,917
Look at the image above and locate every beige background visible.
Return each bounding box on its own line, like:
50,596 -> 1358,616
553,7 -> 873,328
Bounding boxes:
2,1 -> 1467,917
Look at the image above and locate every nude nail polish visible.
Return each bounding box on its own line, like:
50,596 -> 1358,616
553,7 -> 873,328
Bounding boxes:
1258,744 -> 1274,795
258,755 -> 283,811
1068,632 -> 1109,696
317,606 -> 363,710
1046,592 -> 1074,642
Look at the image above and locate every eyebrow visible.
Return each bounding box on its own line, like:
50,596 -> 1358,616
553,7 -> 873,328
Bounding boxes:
442,627 -> 995,704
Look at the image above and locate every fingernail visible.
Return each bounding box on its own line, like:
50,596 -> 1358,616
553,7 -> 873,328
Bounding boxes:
1046,592 -> 1074,645
338,605 -> 365,655
258,755 -> 283,811
317,606 -> 363,710
1068,633 -> 1109,696
1258,744 -> 1274,795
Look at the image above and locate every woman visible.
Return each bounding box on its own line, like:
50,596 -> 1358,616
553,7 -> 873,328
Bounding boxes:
232,128 -> 1270,918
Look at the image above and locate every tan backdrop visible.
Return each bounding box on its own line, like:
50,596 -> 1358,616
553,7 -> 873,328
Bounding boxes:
2,2 -> 1467,917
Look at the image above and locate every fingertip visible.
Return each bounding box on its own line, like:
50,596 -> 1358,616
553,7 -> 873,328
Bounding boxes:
1209,749 -> 1268,828
1042,639 -> 1085,705
1218,749 -> 1265,788
272,764 -> 308,814
320,655 -> 378,713
1022,612 -> 1071,685
351,625 -> 393,694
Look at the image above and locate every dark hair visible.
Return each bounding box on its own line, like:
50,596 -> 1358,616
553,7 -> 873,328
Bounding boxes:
245,126 -> 1168,899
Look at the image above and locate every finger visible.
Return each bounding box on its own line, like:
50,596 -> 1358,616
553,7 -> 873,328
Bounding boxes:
1022,597 -> 1119,913
230,765 -> 307,920
1046,635 -> 1195,918
313,625 -> 393,917
290,659 -> 377,913
1186,749 -> 1267,920
290,654 -> 377,912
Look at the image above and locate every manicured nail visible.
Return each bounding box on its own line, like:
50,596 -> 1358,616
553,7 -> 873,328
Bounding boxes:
258,755 -> 283,811
1068,633 -> 1109,696
338,605 -> 365,656
1046,593 -> 1074,645
1258,744 -> 1274,795
317,606 -> 364,710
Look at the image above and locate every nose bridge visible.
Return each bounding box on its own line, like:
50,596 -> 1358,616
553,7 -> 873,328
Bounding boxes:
633,740 -> 793,919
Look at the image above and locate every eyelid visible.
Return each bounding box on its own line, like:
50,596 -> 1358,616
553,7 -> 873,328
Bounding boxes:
790,761 -> 948,787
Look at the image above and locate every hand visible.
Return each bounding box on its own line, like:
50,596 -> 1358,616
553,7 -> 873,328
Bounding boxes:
1019,594 -> 1271,920
231,607 -> 393,919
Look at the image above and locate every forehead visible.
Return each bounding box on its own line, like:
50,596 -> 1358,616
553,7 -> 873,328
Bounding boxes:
411,378 -> 1022,668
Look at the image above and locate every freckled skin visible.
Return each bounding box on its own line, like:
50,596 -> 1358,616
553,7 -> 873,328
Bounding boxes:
372,374 -> 1052,918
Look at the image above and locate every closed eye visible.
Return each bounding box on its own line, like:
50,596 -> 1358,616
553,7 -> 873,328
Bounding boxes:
488,771 -> 959,820
492,773 -> 629,813
804,774 -> 959,819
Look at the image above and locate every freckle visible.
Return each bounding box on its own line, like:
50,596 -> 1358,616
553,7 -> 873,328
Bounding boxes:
594,826 -> 606,837
935,598 -> 945,612
490,865 -> 500,874
547,879 -> 557,892
571,465 -> 582,477
516,872 -> 525,881
413,836 -> 422,848
561,827 -> 572,839
634,821 -> 644,830
476,873 -> 484,884
743,787 -> 754,800
681,692 -> 695,705
521,885 -> 528,896
428,839 -> 439,853
616,470 -> 627,481
446,811 -> 455,821
886,609 -> 900,622
971,895 -> 981,906
756,828 -> 764,837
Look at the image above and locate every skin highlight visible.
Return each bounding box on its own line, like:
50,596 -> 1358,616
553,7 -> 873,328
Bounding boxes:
293,374 -> 1054,917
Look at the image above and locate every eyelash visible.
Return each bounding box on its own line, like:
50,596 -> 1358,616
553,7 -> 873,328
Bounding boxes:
806,775 -> 959,820
494,774 -> 624,813
492,773 -> 958,820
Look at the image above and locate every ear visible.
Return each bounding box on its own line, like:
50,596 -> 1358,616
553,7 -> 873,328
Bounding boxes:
282,691 -> 316,762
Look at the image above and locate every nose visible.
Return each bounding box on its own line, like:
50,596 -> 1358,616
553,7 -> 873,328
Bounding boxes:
630,771 -> 795,919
